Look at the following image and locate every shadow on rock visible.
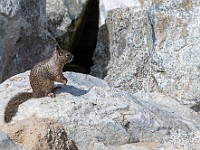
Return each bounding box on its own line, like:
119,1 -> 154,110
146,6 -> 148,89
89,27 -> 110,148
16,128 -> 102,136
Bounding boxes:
55,84 -> 88,96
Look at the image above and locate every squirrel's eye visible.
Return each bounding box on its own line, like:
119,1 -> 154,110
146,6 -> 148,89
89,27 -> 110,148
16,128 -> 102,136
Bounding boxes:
66,54 -> 71,57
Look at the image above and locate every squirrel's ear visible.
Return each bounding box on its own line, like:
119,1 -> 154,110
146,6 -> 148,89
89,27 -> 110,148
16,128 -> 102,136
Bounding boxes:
55,45 -> 64,56
55,45 -> 60,53
54,45 -> 60,55
55,45 -> 60,51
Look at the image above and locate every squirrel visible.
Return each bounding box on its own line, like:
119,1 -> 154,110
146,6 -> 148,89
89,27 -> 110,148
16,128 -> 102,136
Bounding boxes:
4,42 -> 74,123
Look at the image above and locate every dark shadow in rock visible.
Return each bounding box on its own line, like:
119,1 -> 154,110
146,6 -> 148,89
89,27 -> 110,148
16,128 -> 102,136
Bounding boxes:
64,0 -> 100,74
55,85 -> 88,97
190,103 -> 200,112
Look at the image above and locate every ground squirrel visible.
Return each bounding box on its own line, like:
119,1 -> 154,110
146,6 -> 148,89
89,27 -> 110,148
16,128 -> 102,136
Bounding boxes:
4,44 -> 73,123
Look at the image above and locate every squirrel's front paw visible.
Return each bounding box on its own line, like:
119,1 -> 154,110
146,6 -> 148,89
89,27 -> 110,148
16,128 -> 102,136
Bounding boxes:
47,92 -> 55,98
62,78 -> 68,85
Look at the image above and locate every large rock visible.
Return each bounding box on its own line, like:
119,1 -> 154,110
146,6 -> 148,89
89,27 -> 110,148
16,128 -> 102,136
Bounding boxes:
2,117 -> 78,150
0,129 -> 23,150
147,1 -> 200,102
0,0 -> 92,82
99,0 -> 141,26
46,0 -> 93,50
91,1 -> 200,102
0,0 -> 53,82
91,7 -> 154,93
1,71 -> 200,149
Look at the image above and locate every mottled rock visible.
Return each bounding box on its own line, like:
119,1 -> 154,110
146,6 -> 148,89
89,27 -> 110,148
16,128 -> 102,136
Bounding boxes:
147,1 -> 200,102
156,130 -> 200,150
89,142 -> 157,150
0,129 -> 23,150
1,71 -> 200,149
99,0 -> 141,26
91,7 -> 154,93
0,0 -> 92,82
0,0 -> 54,82
1,117 -> 77,150
46,0 -> 92,50
92,1 -> 200,102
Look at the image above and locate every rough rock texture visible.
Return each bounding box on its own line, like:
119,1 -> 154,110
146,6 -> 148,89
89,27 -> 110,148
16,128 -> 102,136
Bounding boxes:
0,0 -> 54,82
46,0 -> 92,50
156,131 -> 200,150
0,129 -> 23,150
91,7 -> 154,93
90,142 -> 157,150
147,0 -> 200,102
91,1 -> 200,102
90,24 -> 110,78
0,0 -> 92,82
1,117 -> 78,150
99,0 -> 141,26
1,71 -> 200,149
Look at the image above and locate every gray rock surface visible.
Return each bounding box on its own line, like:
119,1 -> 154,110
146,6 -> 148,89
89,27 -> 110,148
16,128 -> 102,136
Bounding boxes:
147,0 -> 200,102
155,130 -> 200,150
0,0 -> 53,82
91,1 -> 200,102
91,7 -> 154,93
90,24 -> 110,78
99,0 -> 141,26
0,129 -> 23,150
1,71 -> 200,149
46,0 -> 92,50
0,0 -> 92,82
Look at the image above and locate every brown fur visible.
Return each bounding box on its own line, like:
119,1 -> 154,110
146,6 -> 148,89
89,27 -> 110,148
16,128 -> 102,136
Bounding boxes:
4,45 -> 73,123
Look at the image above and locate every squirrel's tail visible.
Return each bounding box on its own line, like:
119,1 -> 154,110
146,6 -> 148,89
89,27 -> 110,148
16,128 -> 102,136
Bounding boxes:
4,92 -> 33,123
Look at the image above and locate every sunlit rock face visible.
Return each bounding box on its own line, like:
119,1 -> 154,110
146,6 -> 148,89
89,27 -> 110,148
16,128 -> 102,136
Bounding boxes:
1,71 -> 200,149
91,1 -> 200,102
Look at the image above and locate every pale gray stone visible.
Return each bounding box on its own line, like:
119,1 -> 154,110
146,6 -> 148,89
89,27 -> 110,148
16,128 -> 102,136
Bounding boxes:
99,0 -> 141,26
147,0 -> 200,102
156,131 -> 200,150
92,1 -> 200,102
1,71 -> 200,149
90,24 -> 110,79
91,7 -> 154,93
